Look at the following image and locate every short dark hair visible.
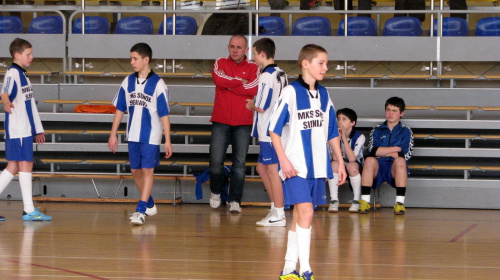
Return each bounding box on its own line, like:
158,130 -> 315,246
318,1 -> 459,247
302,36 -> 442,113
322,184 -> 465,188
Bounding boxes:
9,38 -> 32,58
337,108 -> 358,125
298,44 -> 327,68
253,38 -> 275,59
130,42 -> 152,61
385,96 -> 406,112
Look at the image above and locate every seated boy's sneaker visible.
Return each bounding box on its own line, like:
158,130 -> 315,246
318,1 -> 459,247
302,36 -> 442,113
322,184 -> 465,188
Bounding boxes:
280,270 -> 300,280
349,200 -> 360,213
130,212 -> 146,225
0,215 -> 4,221
358,200 -> 371,214
228,201 -> 242,213
328,200 -> 339,213
145,204 -> 157,216
210,193 -> 221,209
394,202 -> 406,215
301,271 -> 315,280
256,209 -> 286,227
22,208 -> 52,221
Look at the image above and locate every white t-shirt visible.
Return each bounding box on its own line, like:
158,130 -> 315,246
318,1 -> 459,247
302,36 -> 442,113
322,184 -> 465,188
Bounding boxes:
112,71 -> 170,145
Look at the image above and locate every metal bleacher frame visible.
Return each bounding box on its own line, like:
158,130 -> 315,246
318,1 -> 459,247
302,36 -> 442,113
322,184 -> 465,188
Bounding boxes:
0,1 -> 500,209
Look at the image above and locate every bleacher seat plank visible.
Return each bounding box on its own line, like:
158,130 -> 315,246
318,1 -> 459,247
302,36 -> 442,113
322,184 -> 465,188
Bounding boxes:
483,75 -> 500,79
33,197 -> 181,203
478,166 -> 500,171
341,74 -> 384,78
85,159 -> 128,164
40,159 -> 83,164
157,72 -> 198,77
45,129 -> 85,134
408,164 -> 432,169
431,165 -> 477,170
45,99 -> 85,104
436,75 -> 480,79
174,131 -> 211,136
65,71 -> 105,76
406,106 -> 433,110
387,75 -> 432,79
481,107 -> 500,111
433,106 -> 480,111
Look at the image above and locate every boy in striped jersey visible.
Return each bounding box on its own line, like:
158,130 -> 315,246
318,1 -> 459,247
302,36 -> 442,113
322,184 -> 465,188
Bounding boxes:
246,38 -> 288,227
0,38 -> 51,221
108,43 -> 173,226
269,44 -> 346,280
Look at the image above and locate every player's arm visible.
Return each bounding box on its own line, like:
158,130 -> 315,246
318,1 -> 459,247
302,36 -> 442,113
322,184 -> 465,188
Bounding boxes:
329,137 -> 347,186
229,64 -> 259,97
341,131 -> 358,163
212,59 -> 247,89
375,146 -> 401,158
108,110 -> 125,153
400,127 -> 414,161
270,131 -> 297,178
161,115 -> 173,159
1,92 -> 14,114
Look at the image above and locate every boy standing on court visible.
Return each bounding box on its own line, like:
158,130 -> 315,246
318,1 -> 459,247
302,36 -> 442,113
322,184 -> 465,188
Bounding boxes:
0,38 -> 51,221
246,38 -> 288,227
108,43 -> 173,226
358,96 -> 413,215
328,108 -> 365,213
269,44 -> 346,280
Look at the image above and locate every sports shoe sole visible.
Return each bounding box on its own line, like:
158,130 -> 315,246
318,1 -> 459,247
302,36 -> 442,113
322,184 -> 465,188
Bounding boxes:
256,219 -> 286,227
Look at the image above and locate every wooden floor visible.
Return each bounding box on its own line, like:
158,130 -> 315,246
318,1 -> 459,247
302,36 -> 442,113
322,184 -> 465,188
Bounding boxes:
0,201 -> 499,279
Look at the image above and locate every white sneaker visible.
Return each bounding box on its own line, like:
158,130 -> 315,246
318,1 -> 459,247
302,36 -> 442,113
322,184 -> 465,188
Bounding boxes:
228,201 -> 242,213
256,209 -> 286,227
129,204 -> 157,220
130,212 -> 146,226
210,193 -> 221,209
256,209 -> 274,226
328,200 -> 339,213
349,200 -> 360,213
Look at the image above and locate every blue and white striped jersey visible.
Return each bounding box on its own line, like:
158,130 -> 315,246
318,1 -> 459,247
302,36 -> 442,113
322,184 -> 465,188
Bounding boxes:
112,71 -> 170,145
251,64 -> 287,142
2,63 -> 44,139
269,76 -> 338,180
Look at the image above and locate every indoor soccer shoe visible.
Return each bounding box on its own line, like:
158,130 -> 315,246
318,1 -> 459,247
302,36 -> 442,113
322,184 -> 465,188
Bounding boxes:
130,212 -> 146,225
145,204 -> 157,216
280,270 -> 300,280
394,202 -> 406,215
256,209 -> 286,227
300,271 -> 315,280
228,201 -> 242,213
22,208 -> 52,221
328,200 -> 339,213
210,193 -> 221,209
359,200 -> 370,214
349,200 -> 360,213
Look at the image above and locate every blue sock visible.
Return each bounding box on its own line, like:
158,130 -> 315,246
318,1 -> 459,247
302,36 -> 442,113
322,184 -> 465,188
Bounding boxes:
147,196 -> 155,208
136,200 -> 148,213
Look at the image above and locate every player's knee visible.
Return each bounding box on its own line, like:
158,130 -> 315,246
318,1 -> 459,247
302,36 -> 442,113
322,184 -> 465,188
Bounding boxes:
393,157 -> 407,170
346,162 -> 359,176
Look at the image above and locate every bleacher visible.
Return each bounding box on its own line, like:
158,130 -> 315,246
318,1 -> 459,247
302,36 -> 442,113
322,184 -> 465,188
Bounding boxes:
0,0 -> 499,209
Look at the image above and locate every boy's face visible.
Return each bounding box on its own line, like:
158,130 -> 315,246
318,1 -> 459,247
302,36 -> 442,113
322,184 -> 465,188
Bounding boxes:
15,48 -> 33,69
228,37 -> 248,64
130,51 -> 149,73
337,113 -> 355,131
252,47 -> 266,68
302,52 -> 328,82
385,104 -> 404,124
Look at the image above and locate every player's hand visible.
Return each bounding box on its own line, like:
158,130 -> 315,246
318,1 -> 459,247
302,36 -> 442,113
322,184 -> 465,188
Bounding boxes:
245,99 -> 255,111
164,142 -> 173,159
241,79 -> 248,84
281,158 -> 298,179
108,134 -> 119,153
4,102 -> 14,114
337,164 -> 347,186
35,133 -> 45,144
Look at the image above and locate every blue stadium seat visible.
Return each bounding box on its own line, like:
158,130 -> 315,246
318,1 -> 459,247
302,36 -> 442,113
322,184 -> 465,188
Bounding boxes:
292,16 -> 331,36
338,17 -> 377,36
158,16 -> 197,35
475,17 -> 500,36
383,17 -> 422,36
28,16 -> 63,34
72,16 -> 110,34
115,16 -> 153,35
429,17 -> 468,36
258,16 -> 286,36
0,16 -> 23,33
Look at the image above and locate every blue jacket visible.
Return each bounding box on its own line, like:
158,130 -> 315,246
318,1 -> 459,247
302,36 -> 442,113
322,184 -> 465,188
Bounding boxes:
366,121 -> 413,162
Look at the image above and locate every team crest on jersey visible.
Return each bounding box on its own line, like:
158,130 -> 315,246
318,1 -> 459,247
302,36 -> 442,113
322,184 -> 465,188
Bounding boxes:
297,109 -> 324,130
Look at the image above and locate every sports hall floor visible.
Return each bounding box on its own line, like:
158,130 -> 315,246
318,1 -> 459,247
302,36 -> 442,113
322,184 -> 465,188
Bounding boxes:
0,201 -> 499,279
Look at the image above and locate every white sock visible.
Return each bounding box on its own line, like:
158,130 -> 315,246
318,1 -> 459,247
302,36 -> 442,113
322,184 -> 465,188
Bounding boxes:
361,194 -> 371,203
296,224 -> 312,274
19,172 -> 35,213
396,196 -> 405,204
271,202 -> 275,210
328,173 -> 339,201
0,170 -> 15,195
350,174 -> 361,201
275,207 -> 285,218
282,230 -> 298,275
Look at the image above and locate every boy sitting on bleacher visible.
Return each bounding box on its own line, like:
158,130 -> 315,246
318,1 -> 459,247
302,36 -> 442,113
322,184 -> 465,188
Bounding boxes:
0,38 -> 52,221
108,43 -> 173,226
359,96 -> 414,215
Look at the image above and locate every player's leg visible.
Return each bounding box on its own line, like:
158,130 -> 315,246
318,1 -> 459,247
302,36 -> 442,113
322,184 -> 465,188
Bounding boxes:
267,163 -> 285,224
227,125 -> 251,213
392,157 -> 408,215
360,157 -> 379,213
280,208 -> 300,279
0,161 -> 18,221
295,202 -> 314,276
208,122 -> 231,209
328,160 -> 340,213
347,162 -> 362,213
19,160 -> 52,221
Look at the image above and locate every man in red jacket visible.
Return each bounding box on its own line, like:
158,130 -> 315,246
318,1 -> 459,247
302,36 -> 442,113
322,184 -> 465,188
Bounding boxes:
209,35 -> 260,214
